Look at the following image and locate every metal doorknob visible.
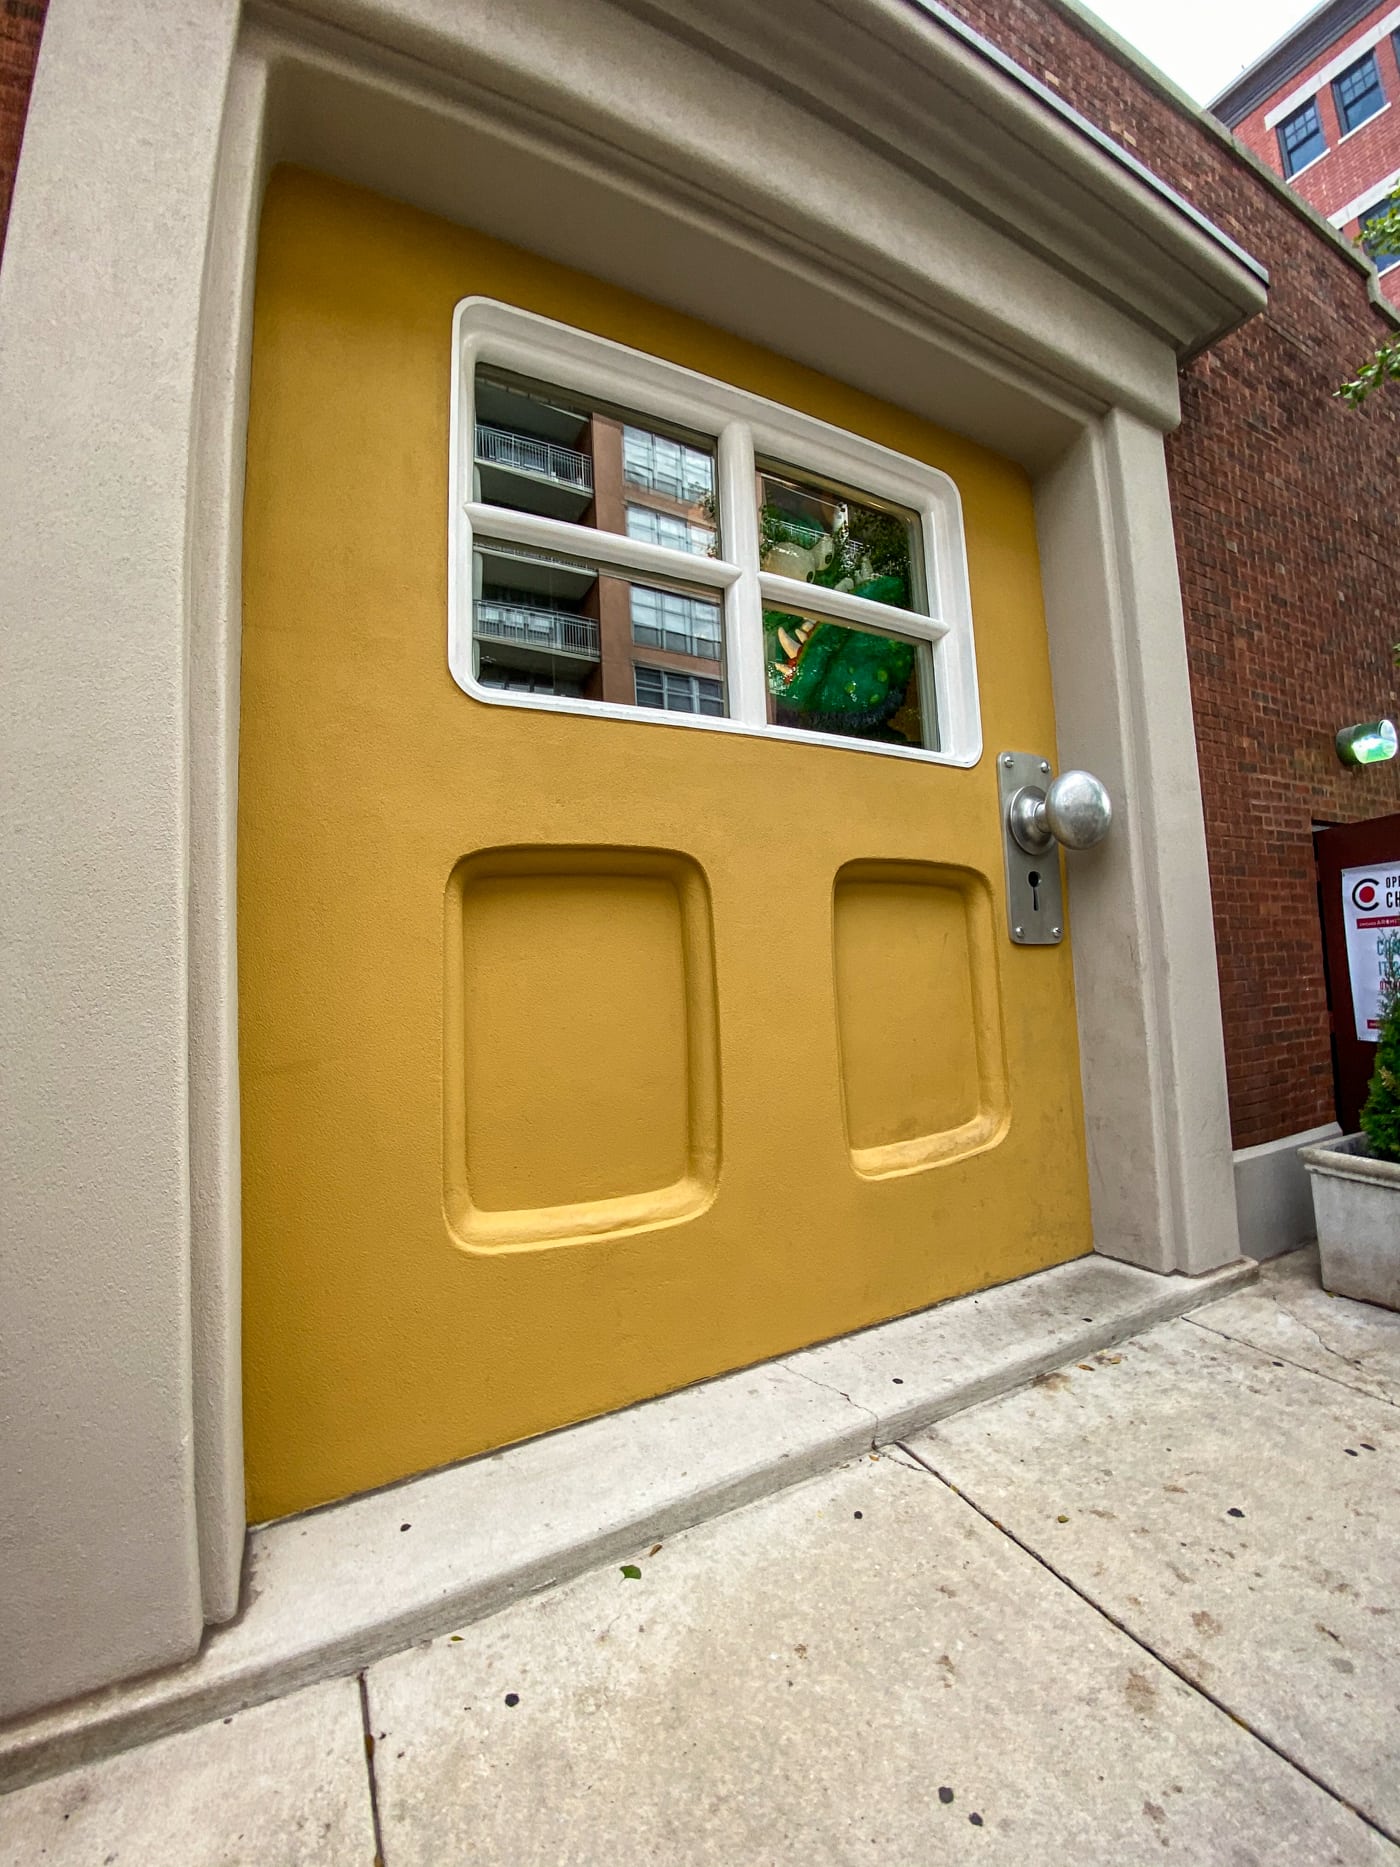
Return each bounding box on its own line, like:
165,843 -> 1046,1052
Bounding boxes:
1008,769 -> 1112,854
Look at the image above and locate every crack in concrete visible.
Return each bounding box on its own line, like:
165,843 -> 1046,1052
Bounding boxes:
894,1440 -> 1400,1851
780,1361 -> 881,1440
1185,1314 -> 1399,1412
1270,1299 -> 1386,1374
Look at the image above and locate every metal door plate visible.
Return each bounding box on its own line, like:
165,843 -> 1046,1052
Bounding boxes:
998,751 -> 1064,946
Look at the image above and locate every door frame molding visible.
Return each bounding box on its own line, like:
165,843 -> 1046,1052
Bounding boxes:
0,0 -> 1260,1719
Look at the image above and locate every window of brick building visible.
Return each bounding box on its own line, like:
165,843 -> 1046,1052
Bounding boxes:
1334,51 -> 1386,135
1361,194 -> 1400,271
630,585 -> 723,659
625,504 -> 716,556
1278,100 -> 1327,174
634,666 -> 725,715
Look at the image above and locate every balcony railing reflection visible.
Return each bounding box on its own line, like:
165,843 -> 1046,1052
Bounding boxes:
477,600 -> 601,659
476,424 -> 593,491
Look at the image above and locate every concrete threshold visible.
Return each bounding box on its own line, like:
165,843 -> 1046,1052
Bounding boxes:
0,1251 -> 1255,1792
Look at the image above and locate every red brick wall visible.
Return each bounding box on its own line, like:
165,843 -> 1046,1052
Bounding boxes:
949,0 -> 1400,1147
0,0 -> 45,256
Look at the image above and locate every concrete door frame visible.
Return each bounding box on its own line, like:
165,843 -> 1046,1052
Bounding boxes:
0,0 -> 1264,1721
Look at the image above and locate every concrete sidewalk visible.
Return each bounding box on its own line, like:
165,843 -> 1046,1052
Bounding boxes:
3,1247 -> 1398,1864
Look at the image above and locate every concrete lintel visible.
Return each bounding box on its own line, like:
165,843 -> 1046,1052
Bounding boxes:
0,1250 -> 1255,1795
253,6 -> 1186,446
280,0 -> 1266,352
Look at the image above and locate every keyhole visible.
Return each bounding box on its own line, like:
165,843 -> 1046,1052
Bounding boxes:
1028,869 -> 1042,912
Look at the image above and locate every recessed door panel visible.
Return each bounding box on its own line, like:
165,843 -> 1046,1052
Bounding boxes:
444,847 -> 719,1246
833,862 -> 1007,1176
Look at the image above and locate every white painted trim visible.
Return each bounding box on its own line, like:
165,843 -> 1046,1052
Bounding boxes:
754,574 -> 949,644
1264,7 -> 1400,128
463,502 -> 742,593
450,299 -> 982,766
1233,1121 -> 1340,1260
1331,165 -> 1400,225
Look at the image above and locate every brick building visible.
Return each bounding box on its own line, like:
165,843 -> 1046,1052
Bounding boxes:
934,0 -> 1400,1242
0,0 -> 44,249
1213,0 -> 1400,305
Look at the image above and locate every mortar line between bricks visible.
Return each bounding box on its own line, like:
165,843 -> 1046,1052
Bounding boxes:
357,1672 -> 388,1867
894,1439 -> 1400,1851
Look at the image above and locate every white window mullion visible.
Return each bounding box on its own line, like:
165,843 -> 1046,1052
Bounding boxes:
716,419 -> 766,727
465,500 -> 741,595
756,573 -> 949,645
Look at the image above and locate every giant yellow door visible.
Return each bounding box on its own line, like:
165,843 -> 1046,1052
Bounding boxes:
239,170 -> 1093,1522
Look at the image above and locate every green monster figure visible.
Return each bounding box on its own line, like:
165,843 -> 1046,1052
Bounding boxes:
762,506 -> 916,739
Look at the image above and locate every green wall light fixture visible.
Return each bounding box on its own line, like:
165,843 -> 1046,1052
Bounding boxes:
1336,719 -> 1398,766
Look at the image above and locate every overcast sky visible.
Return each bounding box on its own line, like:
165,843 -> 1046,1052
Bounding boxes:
1080,0 -> 1315,103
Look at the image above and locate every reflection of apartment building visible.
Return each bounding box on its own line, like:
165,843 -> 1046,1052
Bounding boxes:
1212,0 -> 1400,306
473,374 -> 723,712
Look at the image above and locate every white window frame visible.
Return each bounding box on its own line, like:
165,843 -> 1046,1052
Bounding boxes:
449,298 -> 982,767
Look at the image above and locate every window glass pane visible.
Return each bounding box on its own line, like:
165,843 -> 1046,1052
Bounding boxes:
473,366 -> 719,555
1334,53 -> 1384,134
757,466 -> 921,614
629,584 -> 723,660
1278,101 -> 1327,175
634,666 -> 726,716
623,426 -> 714,503
624,503 -> 716,556
762,603 -> 934,750
1361,195 -> 1400,271
473,544 -> 727,715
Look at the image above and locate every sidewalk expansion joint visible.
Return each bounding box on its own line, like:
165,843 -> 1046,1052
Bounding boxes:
894,1438 -> 1400,1851
357,1672 -> 387,1867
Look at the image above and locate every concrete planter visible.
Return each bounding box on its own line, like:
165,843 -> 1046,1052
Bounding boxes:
1299,1133 -> 1400,1311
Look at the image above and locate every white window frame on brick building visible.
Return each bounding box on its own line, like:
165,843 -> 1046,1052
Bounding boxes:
1278,98 -> 1328,176
1333,49 -> 1387,135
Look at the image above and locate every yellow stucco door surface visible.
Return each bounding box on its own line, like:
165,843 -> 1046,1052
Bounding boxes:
239,169 -> 1094,1523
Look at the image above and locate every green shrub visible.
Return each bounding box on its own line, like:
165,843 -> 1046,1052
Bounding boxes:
1361,985 -> 1400,1164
